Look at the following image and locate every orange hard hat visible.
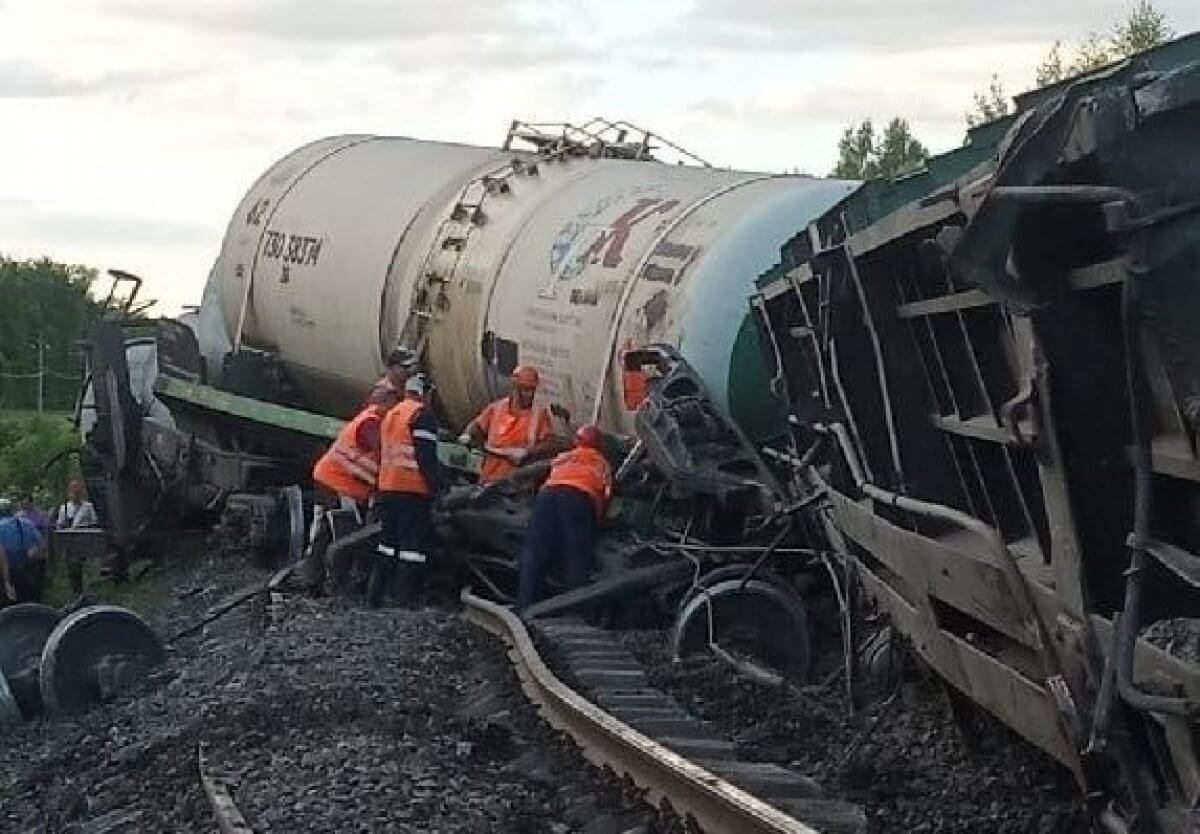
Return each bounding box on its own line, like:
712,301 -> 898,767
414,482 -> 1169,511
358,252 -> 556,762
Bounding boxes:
575,424 -> 602,450
511,365 -> 540,388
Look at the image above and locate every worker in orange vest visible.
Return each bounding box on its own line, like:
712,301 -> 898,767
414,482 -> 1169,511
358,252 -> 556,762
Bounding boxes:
372,374 -> 443,607
458,365 -> 564,483
301,399 -> 393,596
515,424 -> 613,612
365,345 -> 419,409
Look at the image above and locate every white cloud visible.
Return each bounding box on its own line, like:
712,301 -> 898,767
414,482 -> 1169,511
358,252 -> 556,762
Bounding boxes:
684,0 -> 1200,52
107,0 -> 529,42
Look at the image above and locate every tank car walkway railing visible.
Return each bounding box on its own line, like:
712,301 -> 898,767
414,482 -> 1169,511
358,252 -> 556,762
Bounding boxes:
503,118 -> 712,167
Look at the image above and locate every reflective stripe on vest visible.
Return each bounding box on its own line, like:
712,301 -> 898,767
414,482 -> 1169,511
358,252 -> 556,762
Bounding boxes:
478,398 -> 551,482
313,408 -> 381,499
378,398 -> 430,494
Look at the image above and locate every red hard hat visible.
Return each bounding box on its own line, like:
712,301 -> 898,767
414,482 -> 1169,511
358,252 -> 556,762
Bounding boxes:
575,424 -> 602,450
511,365 -> 540,388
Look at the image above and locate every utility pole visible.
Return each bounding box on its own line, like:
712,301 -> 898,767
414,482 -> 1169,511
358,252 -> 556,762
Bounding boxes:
36,334 -> 44,414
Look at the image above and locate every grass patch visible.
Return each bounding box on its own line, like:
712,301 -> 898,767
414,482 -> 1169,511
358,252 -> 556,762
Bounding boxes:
38,539 -> 210,624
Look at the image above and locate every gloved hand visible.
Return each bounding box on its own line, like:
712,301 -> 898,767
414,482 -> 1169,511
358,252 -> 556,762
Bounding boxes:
505,448 -> 528,465
456,432 -> 473,446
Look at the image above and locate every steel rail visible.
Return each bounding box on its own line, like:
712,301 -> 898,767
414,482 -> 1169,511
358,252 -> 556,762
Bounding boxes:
199,743 -> 254,834
461,590 -> 821,834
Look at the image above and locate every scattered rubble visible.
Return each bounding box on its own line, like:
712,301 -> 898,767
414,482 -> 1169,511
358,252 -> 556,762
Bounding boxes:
619,628 -> 1092,834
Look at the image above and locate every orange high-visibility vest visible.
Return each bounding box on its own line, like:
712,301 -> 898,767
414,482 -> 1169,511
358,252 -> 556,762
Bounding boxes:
378,398 -> 430,495
312,407 -> 382,502
543,446 -> 612,517
473,397 -> 553,482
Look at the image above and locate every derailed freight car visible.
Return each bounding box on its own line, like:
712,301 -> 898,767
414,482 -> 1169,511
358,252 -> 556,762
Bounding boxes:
752,39 -> 1200,832
72,41 -> 1200,832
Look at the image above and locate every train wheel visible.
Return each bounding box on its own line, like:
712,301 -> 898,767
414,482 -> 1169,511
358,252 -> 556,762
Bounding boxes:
672,570 -> 811,681
39,606 -> 165,715
281,485 -> 305,564
0,603 -> 62,718
0,669 -> 20,729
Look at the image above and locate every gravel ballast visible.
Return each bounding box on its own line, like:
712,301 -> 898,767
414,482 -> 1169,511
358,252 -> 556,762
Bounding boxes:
618,628 -> 1092,834
0,554 -> 658,834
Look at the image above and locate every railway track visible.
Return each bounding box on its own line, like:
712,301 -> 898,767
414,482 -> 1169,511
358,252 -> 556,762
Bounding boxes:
461,591 -> 867,834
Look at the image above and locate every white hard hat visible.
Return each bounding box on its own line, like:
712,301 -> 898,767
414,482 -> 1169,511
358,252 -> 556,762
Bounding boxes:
0,498 -> 12,514
404,374 -> 428,396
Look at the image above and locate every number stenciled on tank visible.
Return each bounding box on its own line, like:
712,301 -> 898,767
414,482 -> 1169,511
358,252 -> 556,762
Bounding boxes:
262,230 -> 323,269
246,198 -> 270,227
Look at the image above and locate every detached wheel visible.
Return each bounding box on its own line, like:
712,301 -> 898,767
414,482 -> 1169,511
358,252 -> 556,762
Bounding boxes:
281,485 -> 305,563
672,572 -> 811,681
0,603 -> 62,718
40,605 -> 165,715
0,670 -> 20,729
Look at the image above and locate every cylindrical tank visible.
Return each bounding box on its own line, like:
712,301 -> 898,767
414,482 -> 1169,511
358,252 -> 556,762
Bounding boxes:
204,133 -> 856,434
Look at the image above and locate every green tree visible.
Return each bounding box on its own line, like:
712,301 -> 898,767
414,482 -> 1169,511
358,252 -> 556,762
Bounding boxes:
1036,41 -> 1068,87
0,412 -> 79,503
971,2 -> 1174,125
966,74 -> 1011,128
832,120 -> 877,179
832,117 -> 929,181
0,256 -> 101,412
1035,1 -> 1174,86
1111,0 -> 1173,55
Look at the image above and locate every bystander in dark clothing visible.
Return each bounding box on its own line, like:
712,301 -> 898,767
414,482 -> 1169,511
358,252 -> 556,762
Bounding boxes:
1,499 -> 45,604
18,495 -> 51,601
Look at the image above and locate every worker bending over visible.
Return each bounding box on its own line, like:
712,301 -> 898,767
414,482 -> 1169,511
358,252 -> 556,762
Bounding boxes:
302,398 -> 393,596
459,365 -> 563,483
516,425 -> 612,612
365,345 -> 419,408
374,375 -> 443,607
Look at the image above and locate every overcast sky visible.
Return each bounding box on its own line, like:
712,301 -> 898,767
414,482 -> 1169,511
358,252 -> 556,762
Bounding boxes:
3,0 -> 1197,313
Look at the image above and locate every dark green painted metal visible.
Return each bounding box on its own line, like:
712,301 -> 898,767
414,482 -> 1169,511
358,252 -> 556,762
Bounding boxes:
727,314 -> 786,444
154,375 -> 482,472
155,375 -> 342,439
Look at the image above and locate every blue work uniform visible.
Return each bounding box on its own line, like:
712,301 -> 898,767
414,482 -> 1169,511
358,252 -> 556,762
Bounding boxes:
1,515 -> 44,603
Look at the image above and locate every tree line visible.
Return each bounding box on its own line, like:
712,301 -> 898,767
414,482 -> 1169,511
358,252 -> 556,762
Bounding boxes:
0,256 -> 103,413
832,1 -> 1175,181
0,256 -> 106,501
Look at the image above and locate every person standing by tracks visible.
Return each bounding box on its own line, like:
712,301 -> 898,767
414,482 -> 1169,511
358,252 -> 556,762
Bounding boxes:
372,374 -> 444,607
17,493 -> 50,601
53,479 -> 100,597
516,424 -> 612,612
0,497 -> 44,604
54,479 -> 99,531
301,398 -> 395,597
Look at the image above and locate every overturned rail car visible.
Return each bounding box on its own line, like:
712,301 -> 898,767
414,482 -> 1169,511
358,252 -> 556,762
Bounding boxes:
753,43 -> 1200,832
74,38 -> 1200,834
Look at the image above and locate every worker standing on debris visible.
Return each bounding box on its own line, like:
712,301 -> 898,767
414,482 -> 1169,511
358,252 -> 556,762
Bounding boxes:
365,346 -> 419,408
373,374 -> 443,607
301,398 -> 395,596
516,425 -> 612,612
458,365 -> 563,483
0,498 -> 44,604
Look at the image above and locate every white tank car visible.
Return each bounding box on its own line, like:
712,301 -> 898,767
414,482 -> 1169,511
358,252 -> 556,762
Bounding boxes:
202,132 -> 856,432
